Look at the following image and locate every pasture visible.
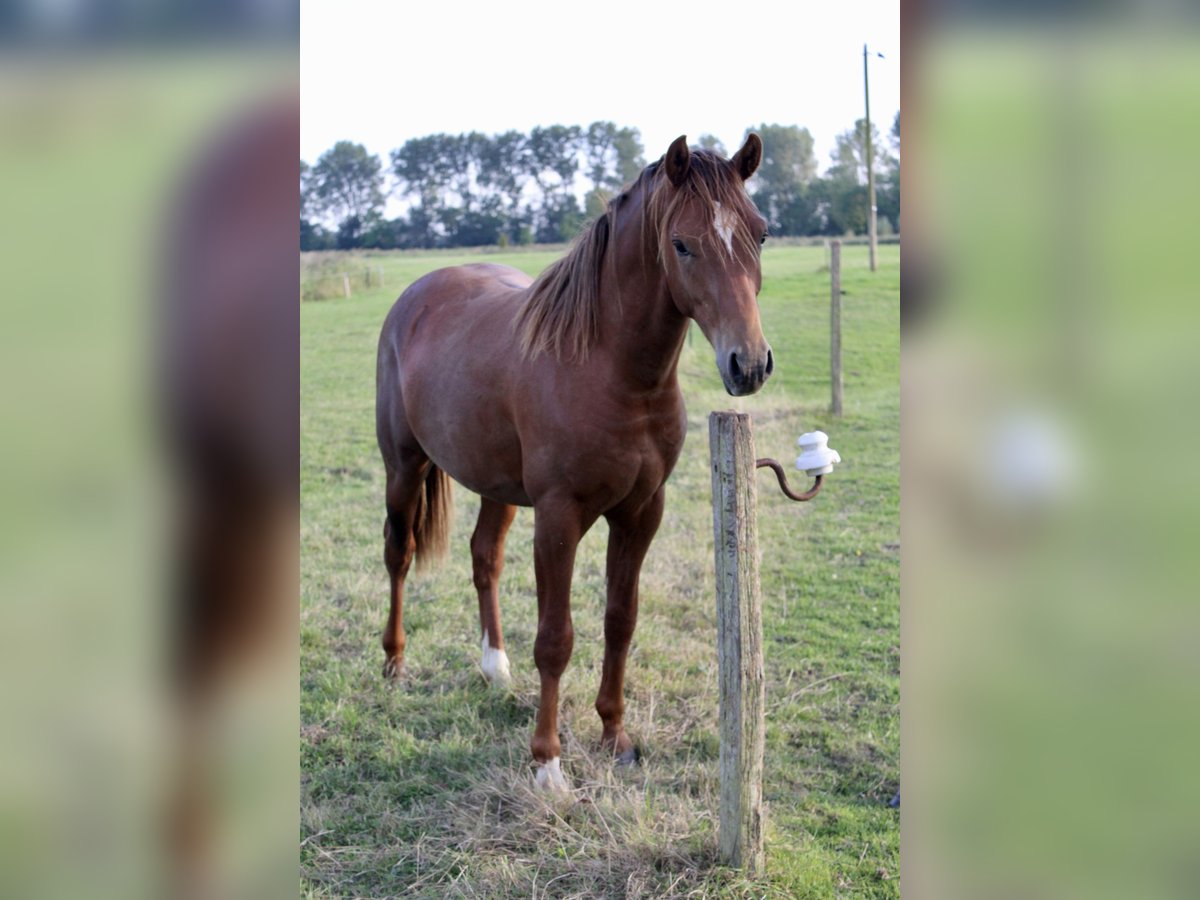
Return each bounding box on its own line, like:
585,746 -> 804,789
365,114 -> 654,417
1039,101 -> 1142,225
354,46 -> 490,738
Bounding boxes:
300,243 -> 899,897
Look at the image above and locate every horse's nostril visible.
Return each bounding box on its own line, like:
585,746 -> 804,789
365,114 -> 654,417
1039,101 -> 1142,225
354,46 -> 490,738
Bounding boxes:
765,350 -> 774,377
729,352 -> 742,380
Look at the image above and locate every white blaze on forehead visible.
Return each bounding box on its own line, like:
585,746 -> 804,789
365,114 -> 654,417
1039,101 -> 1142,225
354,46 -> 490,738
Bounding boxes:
713,202 -> 736,257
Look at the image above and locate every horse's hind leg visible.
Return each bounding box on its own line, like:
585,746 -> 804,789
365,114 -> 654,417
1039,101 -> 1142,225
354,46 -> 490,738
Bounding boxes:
381,454 -> 428,680
471,498 -> 517,685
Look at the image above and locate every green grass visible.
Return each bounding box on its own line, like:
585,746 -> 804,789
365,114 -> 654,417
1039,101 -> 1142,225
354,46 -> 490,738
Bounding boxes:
301,243 -> 899,897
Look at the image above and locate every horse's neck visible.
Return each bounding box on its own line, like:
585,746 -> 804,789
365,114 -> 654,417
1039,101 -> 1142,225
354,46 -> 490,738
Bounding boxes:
597,207 -> 688,392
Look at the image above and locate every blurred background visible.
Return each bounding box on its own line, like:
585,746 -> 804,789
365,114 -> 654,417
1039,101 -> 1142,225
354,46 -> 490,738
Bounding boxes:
904,1 -> 1200,897
0,2 -> 298,899
2,0 -> 1199,897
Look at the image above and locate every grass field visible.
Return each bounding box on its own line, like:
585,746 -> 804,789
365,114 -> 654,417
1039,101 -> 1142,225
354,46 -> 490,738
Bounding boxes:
300,242 -> 899,898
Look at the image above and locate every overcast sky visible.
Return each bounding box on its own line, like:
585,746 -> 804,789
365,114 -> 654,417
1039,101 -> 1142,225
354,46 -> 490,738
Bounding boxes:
301,1 -> 899,185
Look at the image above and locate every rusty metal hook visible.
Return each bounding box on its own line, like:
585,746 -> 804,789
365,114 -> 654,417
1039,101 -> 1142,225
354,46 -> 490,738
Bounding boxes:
756,458 -> 823,502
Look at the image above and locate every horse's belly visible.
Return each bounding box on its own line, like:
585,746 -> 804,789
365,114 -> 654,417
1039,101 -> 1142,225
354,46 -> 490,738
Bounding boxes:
457,474 -> 532,507
407,399 -> 531,507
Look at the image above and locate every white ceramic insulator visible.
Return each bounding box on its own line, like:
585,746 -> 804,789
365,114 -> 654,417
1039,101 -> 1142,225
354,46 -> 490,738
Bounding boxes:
795,430 -> 842,476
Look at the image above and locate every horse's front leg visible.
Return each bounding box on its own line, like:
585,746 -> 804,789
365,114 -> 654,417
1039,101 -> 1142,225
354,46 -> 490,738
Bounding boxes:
596,488 -> 664,765
529,496 -> 594,792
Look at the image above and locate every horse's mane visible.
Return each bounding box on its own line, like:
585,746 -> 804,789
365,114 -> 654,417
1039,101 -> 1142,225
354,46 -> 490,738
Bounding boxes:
515,149 -> 758,363
514,199 -> 614,363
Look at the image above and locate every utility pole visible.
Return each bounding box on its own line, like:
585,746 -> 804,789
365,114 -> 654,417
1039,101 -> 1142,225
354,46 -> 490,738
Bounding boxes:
864,43 -> 878,273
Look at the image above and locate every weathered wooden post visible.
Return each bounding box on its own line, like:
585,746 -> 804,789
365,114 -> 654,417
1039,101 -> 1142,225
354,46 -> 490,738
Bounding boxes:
830,239 -> 843,416
708,411 -> 766,872
342,273 -> 351,299
709,415 -> 840,872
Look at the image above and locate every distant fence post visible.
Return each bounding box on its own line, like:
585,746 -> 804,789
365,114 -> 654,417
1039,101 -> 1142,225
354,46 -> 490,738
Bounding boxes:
708,411 -> 766,873
342,273 -> 351,299
830,240 -> 843,417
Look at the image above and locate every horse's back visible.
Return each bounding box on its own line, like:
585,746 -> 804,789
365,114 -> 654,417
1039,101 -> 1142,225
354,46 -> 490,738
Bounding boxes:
381,262 -> 530,342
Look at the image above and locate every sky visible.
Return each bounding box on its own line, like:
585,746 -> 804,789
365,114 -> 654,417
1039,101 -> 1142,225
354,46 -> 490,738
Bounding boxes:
301,0 -> 899,202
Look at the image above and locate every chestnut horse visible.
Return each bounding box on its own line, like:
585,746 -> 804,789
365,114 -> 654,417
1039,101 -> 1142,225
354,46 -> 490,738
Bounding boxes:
375,134 -> 772,790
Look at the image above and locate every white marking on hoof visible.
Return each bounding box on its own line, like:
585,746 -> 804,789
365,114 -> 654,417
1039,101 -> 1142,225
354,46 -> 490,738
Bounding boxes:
480,630 -> 511,685
534,756 -> 569,793
714,201 -> 736,257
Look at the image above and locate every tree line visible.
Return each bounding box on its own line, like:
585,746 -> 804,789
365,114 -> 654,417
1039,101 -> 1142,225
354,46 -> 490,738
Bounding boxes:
300,117 -> 899,251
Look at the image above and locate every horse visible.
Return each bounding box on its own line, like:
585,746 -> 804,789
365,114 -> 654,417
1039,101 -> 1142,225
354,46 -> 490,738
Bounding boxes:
375,134 -> 772,790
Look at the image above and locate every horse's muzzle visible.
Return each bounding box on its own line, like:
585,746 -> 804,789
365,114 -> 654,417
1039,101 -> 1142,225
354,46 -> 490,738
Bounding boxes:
723,347 -> 774,396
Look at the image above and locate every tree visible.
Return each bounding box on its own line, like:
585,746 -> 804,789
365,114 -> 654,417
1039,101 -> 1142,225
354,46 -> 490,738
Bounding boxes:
774,189 -> 824,236
524,125 -> 582,240
300,159 -> 330,250
584,121 -> 618,195
300,218 -> 333,251
745,124 -> 817,235
582,122 -> 645,196
310,141 -> 385,228
753,124 -> 817,188
391,135 -> 458,247
336,214 -> 364,250
821,178 -> 869,235
822,117 -> 896,236
451,200 -> 506,247
828,118 -> 892,186
539,193 -> 584,243
300,159 -> 316,221
696,134 -> 727,157
877,111 -> 900,233
525,125 -> 581,194
302,123 -> 650,250
359,216 -> 400,250
400,205 -> 439,249
584,187 -> 608,220
391,135 -> 439,208
612,127 -> 645,187
477,130 -> 529,241
443,131 -> 488,212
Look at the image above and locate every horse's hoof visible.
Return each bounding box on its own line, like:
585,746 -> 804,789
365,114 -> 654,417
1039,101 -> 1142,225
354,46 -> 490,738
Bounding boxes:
614,745 -> 641,767
534,757 -> 570,793
484,670 -> 513,690
382,657 -> 404,681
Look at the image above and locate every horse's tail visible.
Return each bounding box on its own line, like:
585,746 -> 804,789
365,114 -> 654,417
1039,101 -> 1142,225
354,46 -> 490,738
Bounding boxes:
413,464 -> 453,570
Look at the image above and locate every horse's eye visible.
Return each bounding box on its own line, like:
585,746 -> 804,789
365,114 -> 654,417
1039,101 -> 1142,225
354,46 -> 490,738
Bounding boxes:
760,232 -> 768,246
672,238 -> 690,257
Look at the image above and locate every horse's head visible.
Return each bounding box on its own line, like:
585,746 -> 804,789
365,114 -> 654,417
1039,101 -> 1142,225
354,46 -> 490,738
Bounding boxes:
654,134 -> 773,396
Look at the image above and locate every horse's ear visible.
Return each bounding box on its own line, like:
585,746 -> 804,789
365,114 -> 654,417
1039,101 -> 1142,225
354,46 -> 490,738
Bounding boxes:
732,133 -> 763,181
664,135 -> 690,187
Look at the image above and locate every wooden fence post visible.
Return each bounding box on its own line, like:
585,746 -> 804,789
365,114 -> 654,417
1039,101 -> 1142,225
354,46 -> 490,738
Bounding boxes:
830,240 -> 843,416
709,411 -> 766,873
342,273 -> 351,299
